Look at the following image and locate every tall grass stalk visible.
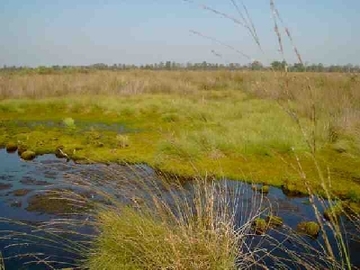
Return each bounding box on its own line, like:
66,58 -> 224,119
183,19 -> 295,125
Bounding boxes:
0,252 -> 5,270
187,0 -> 359,268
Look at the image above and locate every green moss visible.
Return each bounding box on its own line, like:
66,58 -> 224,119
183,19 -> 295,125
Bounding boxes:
20,150 -> 36,161
253,218 -> 267,235
261,185 -> 270,194
324,202 -> 344,221
62,117 -> 76,128
296,221 -> 320,237
17,144 -> 27,156
332,139 -> 351,153
55,146 -> 68,158
161,113 -> 180,122
346,202 -> 360,214
345,190 -> 360,203
0,93 -> 360,201
116,134 -> 129,148
281,181 -> 307,197
251,185 -> 270,194
266,215 -> 283,227
5,142 -> 18,152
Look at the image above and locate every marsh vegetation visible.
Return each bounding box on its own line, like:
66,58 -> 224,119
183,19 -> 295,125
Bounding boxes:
0,69 -> 359,269
1,70 -> 360,199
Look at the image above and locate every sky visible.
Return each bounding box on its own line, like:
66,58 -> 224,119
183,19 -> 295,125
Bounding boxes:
0,0 -> 359,67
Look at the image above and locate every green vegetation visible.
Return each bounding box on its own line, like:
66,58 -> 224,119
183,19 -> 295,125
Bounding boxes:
20,150 -> 36,161
260,185 -> 270,194
296,221 -> 320,237
62,117 -> 76,129
17,144 -> 27,155
266,215 -> 283,227
0,70 -> 360,201
1,60 -> 359,73
5,142 -> 17,152
84,174 -> 249,270
87,207 -> 238,270
324,202 -> 344,221
252,218 -> 267,235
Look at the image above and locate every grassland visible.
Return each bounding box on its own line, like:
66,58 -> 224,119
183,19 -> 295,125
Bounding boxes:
0,70 -> 360,201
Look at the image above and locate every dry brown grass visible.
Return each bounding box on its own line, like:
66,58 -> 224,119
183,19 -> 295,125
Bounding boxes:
243,71 -> 360,152
0,70 -> 245,99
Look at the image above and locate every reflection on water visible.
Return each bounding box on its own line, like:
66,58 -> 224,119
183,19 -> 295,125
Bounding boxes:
0,149 -> 359,269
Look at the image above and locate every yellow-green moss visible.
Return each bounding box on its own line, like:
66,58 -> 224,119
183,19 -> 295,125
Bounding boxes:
266,215 -> 283,227
296,221 -> 320,237
253,218 -> 267,235
0,93 -> 360,202
251,185 -> 270,194
17,144 -> 27,156
5,141 -> 18,152
324,202 -> 344,221
20,150 -> 36,161
261,185 -> 270,194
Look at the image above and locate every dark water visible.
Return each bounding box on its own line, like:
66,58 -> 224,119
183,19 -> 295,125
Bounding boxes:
0,149 -> 359,269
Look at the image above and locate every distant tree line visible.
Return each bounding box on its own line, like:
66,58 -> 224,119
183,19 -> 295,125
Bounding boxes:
1,61 -> 359,73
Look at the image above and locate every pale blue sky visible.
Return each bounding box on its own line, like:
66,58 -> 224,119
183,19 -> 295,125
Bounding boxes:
0,0 -> 359,67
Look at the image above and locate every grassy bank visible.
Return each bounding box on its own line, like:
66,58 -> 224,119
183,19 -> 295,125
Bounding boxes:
1,70 -> 360,200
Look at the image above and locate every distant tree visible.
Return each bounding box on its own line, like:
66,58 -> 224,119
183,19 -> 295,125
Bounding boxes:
271,61 -> 286,71
316,63 -> 324,72
165,61 -> 171,70
345,64 -> 354,73
200,61 -> 207,70
292,63 -> 305,72
329,65 -> 342,73
251,60 -> 263,70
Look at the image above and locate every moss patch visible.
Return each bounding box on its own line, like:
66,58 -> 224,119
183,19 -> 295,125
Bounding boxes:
17,144 -> 27,156
281,180 -> 308,198
5,142 -> 17,152
21,150 -> 36,161
296,221 -> 320,238
0,92 -> 360,202
252,185 -> 270,194
253,218 -> 268,235
324,202 -> 344,221
266,215 -> 283,227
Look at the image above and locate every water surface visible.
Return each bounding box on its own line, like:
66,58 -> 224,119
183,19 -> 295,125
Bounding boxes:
0,149 -> 359,269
